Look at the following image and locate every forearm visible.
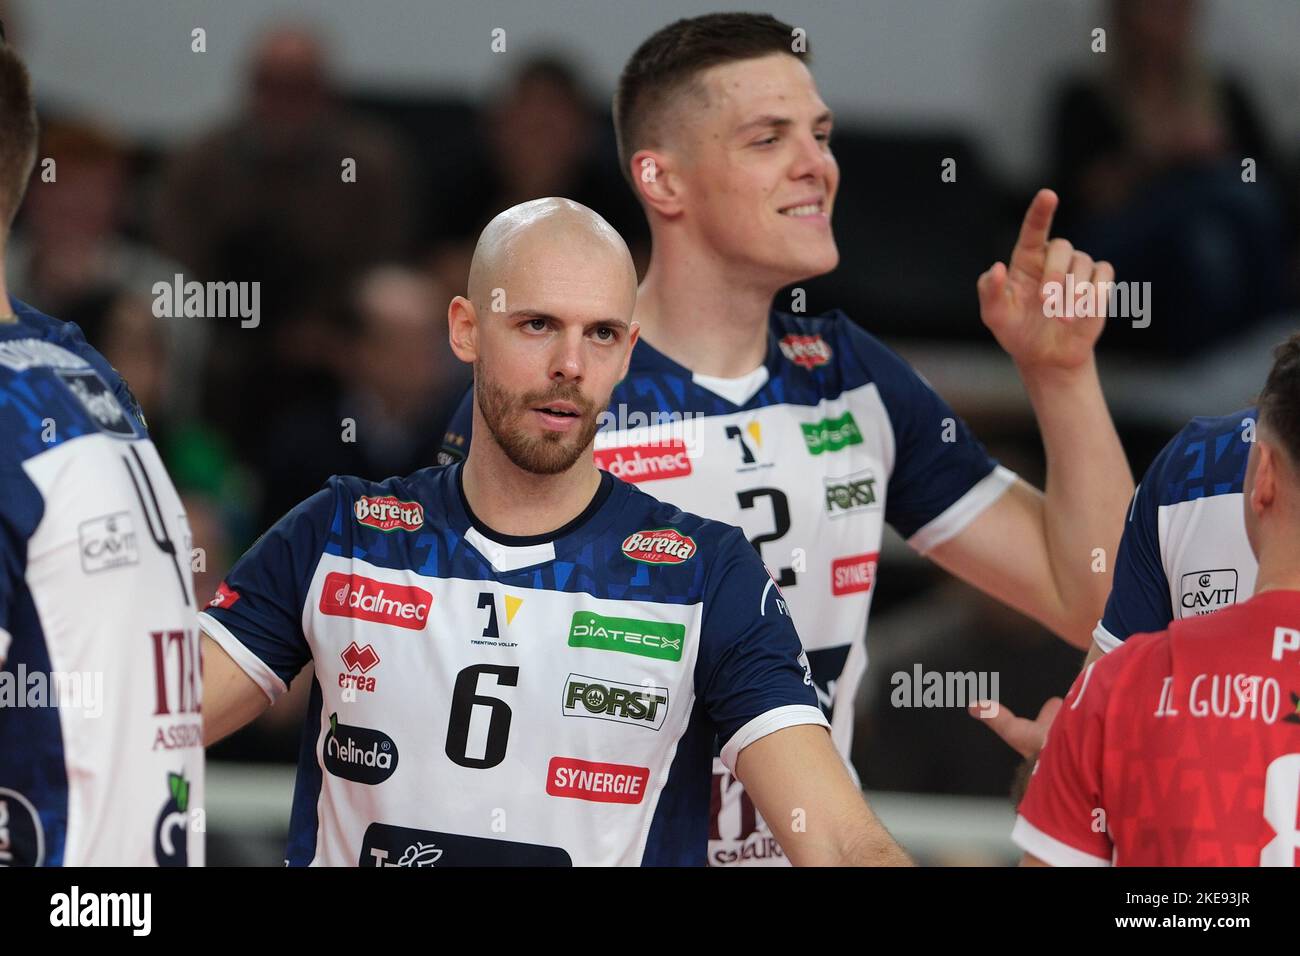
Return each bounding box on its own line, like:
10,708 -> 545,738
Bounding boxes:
1019,356 -> 1133,635
201,633 -> 273,745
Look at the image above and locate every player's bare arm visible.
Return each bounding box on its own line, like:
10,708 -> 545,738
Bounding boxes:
928,190 -> 1133,649
201,632 -> 272,745
735,724 -> 912,866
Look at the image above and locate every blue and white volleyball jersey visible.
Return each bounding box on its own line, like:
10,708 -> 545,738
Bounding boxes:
199,463 -> 828,866
0,299 -> 203,867
438,309 -> 1015,864
1094,409 -> 1258,652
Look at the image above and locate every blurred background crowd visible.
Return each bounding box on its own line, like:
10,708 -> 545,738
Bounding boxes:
3,0 -> 1298,861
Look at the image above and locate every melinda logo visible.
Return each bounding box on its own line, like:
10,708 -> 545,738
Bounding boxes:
831,552 -> 878,596
354,495 -> 424,532
595,441 -> 692,483
319,572 -> 432,630
801,412 -> 863,455
568,612 -> 685,662
621,528 -> 697,565
546,756 -> 650,804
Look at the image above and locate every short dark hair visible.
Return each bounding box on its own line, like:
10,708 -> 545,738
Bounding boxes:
1259,332 -> 1300,467
613,12 -> 807,187
0,27 -> 38,229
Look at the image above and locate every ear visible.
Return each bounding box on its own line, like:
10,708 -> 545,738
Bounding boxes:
629,147 -> 686,219
1252,441 -> 1278,516
618,321 -> 641,381
447,295 -> 479,364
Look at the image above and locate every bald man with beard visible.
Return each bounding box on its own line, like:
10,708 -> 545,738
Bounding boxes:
200,198 -> 910,866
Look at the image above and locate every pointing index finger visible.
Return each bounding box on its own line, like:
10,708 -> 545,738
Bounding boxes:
1009,188 -> 1059,274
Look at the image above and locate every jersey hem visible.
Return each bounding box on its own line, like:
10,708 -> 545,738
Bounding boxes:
1011,816 -> 1111,867
1092,621 -> 1124,654
198,611 -> 289,703
907,465 -> 1018,555
719,704 -> 830,774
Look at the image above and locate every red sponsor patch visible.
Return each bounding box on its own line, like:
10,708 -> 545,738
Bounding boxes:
340,641 -> 380,673
319,572 -> 432,630
354,495 -> 425,532
595,441 -> 692,483
208,580 -> 240,609
621,528 -> 697,565
831,552 -> 878,596
546,757 -> 650,804
779,334 -> 833,370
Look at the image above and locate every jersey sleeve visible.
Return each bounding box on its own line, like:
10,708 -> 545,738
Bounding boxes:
198,484 -> 336,702
839,319 -> 1016,552
697,528 -> 829,773
1011,648 -> 1128,866
436,386 -> 474,465
1094,442 -> 1176,652
0,458 -> 44,664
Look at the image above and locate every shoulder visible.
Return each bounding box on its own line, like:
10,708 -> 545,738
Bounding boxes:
1146,408 -> 1254,505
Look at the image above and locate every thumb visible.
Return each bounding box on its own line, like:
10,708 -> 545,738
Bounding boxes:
1037,696 -> 1065,725
977,262 -> 1008,317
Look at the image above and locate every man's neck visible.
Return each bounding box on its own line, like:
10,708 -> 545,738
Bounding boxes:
1251,536 -> 1300,596
0,251 -> 14,321
461,412 -> 603,539
634,248 -> 781,378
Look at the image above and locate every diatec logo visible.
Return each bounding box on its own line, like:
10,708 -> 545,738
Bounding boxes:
779,334 -> 833,369
319,572 -> 432,630
621,528 -> 697,565
354,495 -> 425,532
594,440 -> 692,483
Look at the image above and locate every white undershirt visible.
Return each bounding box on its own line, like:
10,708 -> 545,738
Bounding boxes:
692,365 -> 770,406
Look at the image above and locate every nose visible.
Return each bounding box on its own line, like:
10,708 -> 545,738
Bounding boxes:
789,129 -> 832,184
549,326 -> 584,383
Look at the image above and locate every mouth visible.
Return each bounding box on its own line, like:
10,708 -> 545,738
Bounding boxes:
534,402 -> 580,418
778,198 -> 827,218
531,401 -> 583,432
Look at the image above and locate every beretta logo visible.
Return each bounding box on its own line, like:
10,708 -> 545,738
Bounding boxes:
354,495 -> 425,532
319,572 -> 432,630
594,440 -> 692,483
621,528 -> 697,565
779,334 -> 833,369
323,712 -> 398,784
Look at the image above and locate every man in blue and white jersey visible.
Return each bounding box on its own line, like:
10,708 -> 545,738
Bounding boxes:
0,32 -> 203,867
199,198 -> 912,866
437,13 -> 1134,864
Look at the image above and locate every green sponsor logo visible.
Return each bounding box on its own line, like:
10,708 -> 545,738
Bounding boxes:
567,612 -> 686,662
801,411 -> 863,455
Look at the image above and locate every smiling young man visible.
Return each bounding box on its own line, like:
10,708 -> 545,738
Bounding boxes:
437,14 -> 1132,865
199,198 -> 911,866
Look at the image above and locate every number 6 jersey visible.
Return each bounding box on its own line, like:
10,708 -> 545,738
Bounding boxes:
199,464 -> 828,866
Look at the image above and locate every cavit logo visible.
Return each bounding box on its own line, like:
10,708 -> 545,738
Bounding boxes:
78,512 -> 139,574
354,495 -> 425,532
594,441 -> 692,483
323,712 -> 398,784
546,757 -> 650,804
801,411 -> 863,455
562,674 -> 669,730
621,528 -> 697,565
153,771 -> 192,867
339,641 -> 380,694
319,572 -> 432,630
779,334 -> 833,369
1178,569 -> 1238,618
568,612 -> 686,662
208,580 -> 240,609
831,552 -> 878,596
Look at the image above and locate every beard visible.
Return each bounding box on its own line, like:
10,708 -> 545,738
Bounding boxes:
474,364 -> 604,475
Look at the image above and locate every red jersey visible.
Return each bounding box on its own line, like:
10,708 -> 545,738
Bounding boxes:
1014,589 -> 1300,866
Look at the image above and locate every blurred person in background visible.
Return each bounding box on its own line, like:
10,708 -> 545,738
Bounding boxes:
154,22 -> 412,460
429,54 -> 647,294
1049,0 -> 1290,355
256,264 -> 468,531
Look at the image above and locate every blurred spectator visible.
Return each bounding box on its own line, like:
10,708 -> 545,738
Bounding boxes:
1048,0 -> 1290,355
5,121 -> 208,418
256,264 -> 468,530
429,54 -> 647,294
154,22 -> 413,457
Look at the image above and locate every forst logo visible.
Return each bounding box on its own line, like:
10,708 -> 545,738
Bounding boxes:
824,469 -> 878,517
319,572 -> 432,630
353,495 -> 425,532
568,612 -> 686,662
594,441 -> 692,483
562,674 -> 669,730
323,712 -> 398,784
779,334 -> 833,369
801,411 -> 864,455
621,528 -> 697,565
153,771 -> 191,867
1178,569 -> 1238,618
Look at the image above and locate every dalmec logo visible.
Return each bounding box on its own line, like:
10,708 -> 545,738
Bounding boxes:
831,552 -> 878,596
546,757 -> 650,804
354,495 -> 425,532
779,334 -> 833,369
621,528 -> 697,565
319,572 -> 432,630
595,441 -> 692,483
